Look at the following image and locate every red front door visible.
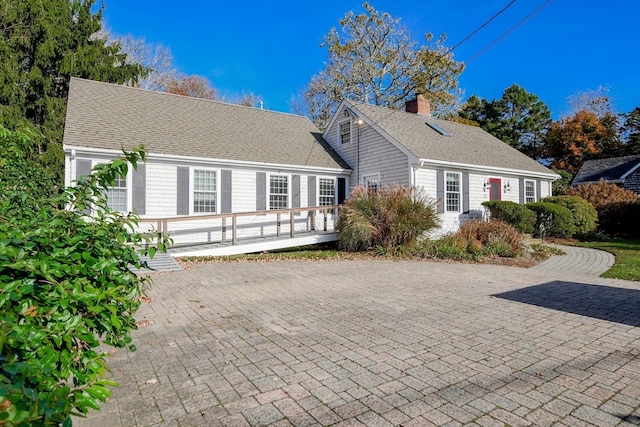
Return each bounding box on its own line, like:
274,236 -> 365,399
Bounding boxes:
489,178 -> 501,201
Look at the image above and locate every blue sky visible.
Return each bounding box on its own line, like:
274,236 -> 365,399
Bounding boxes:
101,1 -> 639,119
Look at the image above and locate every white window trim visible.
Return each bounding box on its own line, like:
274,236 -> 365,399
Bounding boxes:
190,167 -> 220,215
338,119 -> 352,145
445,171 -> 462,213
524,179 -> 536,204
94,160 -> 132,213
317,176 -> 337,206
268,173 -> 290,210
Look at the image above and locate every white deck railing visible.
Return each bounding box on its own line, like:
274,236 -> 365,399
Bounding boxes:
141,205 -> 341,248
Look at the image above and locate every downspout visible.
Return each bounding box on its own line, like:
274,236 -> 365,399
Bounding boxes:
356,122 -> 360,185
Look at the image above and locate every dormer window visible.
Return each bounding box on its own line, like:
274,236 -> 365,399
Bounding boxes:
339,120 -> 351,145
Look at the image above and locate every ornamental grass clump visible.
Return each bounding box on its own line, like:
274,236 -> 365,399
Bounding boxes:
337,185 -> 439,252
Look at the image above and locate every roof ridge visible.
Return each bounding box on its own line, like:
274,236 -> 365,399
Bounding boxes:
69,77 -> 309,120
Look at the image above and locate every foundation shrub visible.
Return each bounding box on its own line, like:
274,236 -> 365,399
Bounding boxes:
481,200 -> 536,234
337,185 -> 439,251
526,202 -> 576,238
456,219 -> 524,257
543,195 -> 598,237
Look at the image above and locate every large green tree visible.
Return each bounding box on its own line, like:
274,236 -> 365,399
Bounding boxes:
458,84 -> 552,160
302,2 -> 464,129
0,0 -> 146,187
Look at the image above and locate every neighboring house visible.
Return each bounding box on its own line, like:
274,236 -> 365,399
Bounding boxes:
323,95 -> 558,235
572,155 -> 640,195
63,79 -> 557,247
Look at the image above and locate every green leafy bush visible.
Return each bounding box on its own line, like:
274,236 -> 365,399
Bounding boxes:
337,185 -> 439,251
456,220 -> 524,257
567,180 -> 639,236
0,126 -> 168,426
526,201 -> 576,238
482,200 -> 536,233
543,195 -> 598,236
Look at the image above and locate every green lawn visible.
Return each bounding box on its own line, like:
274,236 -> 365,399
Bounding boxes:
575,239 -> 640,281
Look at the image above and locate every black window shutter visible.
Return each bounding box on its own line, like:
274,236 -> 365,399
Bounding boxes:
256,172 -> 266,210
221,169 -> 232,213
177,167 -> 189,215
132,164 -> 146,215
292,175 -> 300,208
536,180 -> 542,202
308,176 -> 316,207
436,170 -> 444,214
462,172 -> 470,213
337,177 -> 346,204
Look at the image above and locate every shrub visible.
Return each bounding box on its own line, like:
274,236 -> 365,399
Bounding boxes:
0,127 -> 169,425
526,202 -> 576,238
543,195 -> 598,236
566,180 -> 639,236
482,200 -> 536,234
456,220 -> 524,257
337,185 -> 439,251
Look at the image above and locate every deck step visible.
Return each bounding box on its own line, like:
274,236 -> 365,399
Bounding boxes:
131,252 -> 183,274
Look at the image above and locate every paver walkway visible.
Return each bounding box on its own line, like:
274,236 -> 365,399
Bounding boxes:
530,245 -> 615,277
74,253 -> 640,427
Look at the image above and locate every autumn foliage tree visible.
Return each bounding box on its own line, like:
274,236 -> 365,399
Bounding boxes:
165,75 -> 218,100
544,110 -> 617,174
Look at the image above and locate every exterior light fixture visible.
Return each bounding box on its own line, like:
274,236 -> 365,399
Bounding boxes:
503,181 -> 511,192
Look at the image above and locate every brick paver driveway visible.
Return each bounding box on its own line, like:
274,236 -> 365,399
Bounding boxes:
76,260 -> 640,426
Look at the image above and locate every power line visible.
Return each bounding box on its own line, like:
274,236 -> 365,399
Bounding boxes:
444,0 -> 517,56
465,0 -> 555,63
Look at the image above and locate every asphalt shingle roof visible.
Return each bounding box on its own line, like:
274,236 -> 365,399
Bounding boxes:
573,155 -> 640,184
350,102 -> 554,175
63,78 -> 349,170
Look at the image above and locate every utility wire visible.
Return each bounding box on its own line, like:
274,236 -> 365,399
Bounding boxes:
465,0 -> 555,63
444,0 -> 517,56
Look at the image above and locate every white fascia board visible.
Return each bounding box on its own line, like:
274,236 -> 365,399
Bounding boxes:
323,99 -> 351,139
620,162 -> 640,180
414,158 -> 559,180
63,145 -> 352,175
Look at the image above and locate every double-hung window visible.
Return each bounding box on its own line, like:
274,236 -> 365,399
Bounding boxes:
318,178 -> 335,206
525,180 -> 536,203
193,170 -> 217,213
269,175 -> 288,210
107,175 -> 127,212
364,175 -> 379,193
339,121 -> 351,145
445,172 -> 461,212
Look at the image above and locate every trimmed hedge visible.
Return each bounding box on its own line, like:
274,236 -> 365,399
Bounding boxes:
482,200 -> 536,234
526,202 -> 576,238
543,195 -> 598,236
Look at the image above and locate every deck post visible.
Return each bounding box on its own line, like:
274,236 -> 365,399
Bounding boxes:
232,215 -> 237,245
290,211 -> 295,238
277,213 -> 281,236
221,217 -> 226,243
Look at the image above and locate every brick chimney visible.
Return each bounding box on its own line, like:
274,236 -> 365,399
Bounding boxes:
405,94 -> 431,116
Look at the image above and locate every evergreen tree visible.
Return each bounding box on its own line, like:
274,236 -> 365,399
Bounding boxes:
458,84 -> 551,160
0,0 -> 146,188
